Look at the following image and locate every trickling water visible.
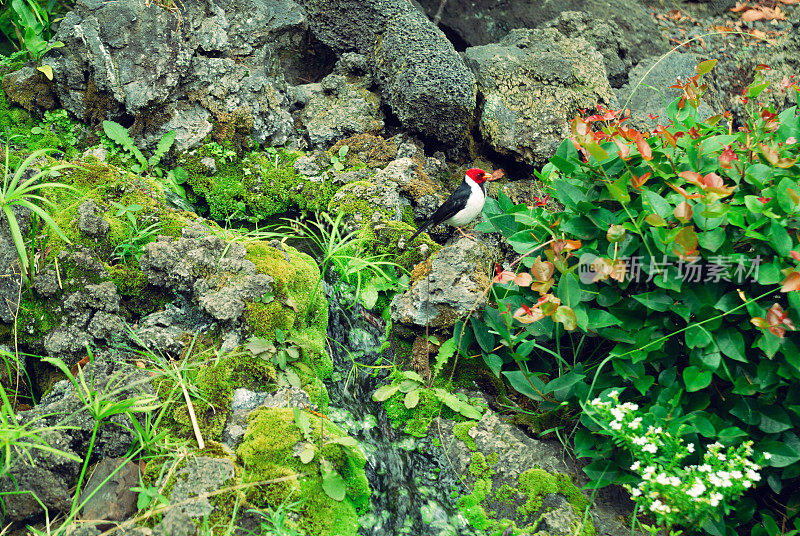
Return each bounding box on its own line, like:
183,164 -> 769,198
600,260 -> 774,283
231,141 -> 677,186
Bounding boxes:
323,282 -> 480,536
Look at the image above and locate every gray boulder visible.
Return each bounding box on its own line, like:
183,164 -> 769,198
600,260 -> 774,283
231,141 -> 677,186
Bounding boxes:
615,52 -> 714,131
46,0 -> 313,150
297,0 -> 476,145
465,28 -> 614,166
391,238 -> 492,328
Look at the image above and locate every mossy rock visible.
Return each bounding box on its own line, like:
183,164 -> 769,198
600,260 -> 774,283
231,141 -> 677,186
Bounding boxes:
327,180 -> 399,225
237,406 -> 370,536
330,133 -> 398,169
243,241 -> 331,380
180,145 -> 340,222
356,219 -> 441,274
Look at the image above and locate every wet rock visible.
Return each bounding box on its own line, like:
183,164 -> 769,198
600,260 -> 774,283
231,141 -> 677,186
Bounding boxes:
77,200 -> 110,238
0,205 -> 31,323
616,52 -> 714,131
1,66 -> 58,112
391,238 -> 493,328
79,458 -> 140,524
465,28 -> 614,166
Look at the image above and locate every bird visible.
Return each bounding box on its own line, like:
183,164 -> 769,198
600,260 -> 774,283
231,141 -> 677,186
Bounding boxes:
407,167 -> 491,243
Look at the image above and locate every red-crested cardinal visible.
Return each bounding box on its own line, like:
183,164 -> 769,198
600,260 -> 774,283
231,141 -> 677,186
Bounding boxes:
408,168 -> 496,243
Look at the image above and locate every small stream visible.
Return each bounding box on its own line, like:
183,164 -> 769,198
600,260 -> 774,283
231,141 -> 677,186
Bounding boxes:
323,282 -> 480,536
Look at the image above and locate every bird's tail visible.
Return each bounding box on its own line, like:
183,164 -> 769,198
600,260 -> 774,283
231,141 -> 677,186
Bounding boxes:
407,221 -> 432,244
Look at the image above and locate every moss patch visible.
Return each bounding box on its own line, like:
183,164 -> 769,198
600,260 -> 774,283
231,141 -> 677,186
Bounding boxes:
237,407 -> 370,536
180,144 -> 340,222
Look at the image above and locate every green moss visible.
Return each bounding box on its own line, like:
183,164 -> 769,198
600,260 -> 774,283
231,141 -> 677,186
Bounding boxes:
244,241 -> 331,380
237,407 -> 370,536
517,469 -> 590,520
181,146 -> 340,222
356,220 -> 441,274
453,421 -> 479,451
327,180 -> 394,224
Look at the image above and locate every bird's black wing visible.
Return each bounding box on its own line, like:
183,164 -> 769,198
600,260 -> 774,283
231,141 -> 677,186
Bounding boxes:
408,180 -> 472,242
427,180 -> 472,223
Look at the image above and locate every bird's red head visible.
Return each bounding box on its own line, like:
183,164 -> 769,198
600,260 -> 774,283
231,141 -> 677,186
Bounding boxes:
465,168 -> 488,184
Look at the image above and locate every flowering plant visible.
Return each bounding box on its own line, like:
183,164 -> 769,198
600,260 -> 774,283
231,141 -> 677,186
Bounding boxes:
588,390 -> 767,534
471,61 -> 800,532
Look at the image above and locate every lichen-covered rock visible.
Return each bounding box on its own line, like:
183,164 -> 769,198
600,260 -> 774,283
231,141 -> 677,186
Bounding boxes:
77,200 -> 110,238
297,0 -> 476,145
299,73 -> 384,148
1,66 -> 57,112
465,28 -> 614,166
47,0 -> 316,151
391,238 -> 492,328
328,180 -> 403,229
544,11 -> 633,88
372,9 -> 476,146
414,0 -> 668,64
437,410 -> 636,536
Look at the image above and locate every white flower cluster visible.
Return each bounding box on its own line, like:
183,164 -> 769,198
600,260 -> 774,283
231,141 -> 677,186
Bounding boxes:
589,391 -> 770,529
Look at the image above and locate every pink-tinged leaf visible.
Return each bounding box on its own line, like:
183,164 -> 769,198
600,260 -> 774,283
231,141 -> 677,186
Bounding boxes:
673,226 -> 699,258
531,259 -> 554,282
630,171 -> 652,190
553,306 -> 577,331
750,316 -> 770,329
635,135 -> 653,161
667,182 -> 703,200
781,271 -> 800,292
791,251 -> 800,262
674,201 -> 693,223
513,305 -> 544,324
514,272 -> 534,287
493,270 -> 515,284
612,138 -> 631,159
645,213 -> 667,227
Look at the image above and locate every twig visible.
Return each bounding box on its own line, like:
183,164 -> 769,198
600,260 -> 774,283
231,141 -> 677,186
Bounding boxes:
170,360 -> 205,450
433,0 -> 447,26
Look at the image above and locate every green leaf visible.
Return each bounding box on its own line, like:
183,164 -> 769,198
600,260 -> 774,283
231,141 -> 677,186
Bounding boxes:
697,228 -> 725,252
372,384 -> 401,402
402,370 -> 425,383
683,365 -> 712,392
557,272 -> 582,308
759,409 -> 793,434
776,178 -> 800,214
502,370 -> 545,401
398,380 -> 419,393
553,305 -> 577,331
328,436 -> 359,447
642,190 -> 673,219
299,444 -> 315,464
769,220 -> 793,257
321,461 -> 347,501
759,441 -> 800,467
633,375 -> 655,395
543,370 -> 585,395
586,310 -> 620,330
607,176 -> 630,204
717,329 -> 746,362
472,317 -> 495,353
696,59 -> 717,75
482,353 -> 503,378
150,130 -> 176,167
404,389 -> 420,409
632,292 -> 672,312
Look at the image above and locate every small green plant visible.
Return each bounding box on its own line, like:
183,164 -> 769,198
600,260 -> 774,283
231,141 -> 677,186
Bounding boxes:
291,407 -> 356,503
587,390 -> 766,535
0,0 -> 65,60
102,120 -> 175,177
246,496 -> 306,536
245,328 -> 303,389
1,144 -> 76,283
204,141 -> 237,163
372,337 -> 484,420
111,201 -> 162,264
329,145 -> 349,172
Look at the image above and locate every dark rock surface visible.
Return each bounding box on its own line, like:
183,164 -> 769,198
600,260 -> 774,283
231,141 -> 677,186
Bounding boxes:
79,457 -> 140,523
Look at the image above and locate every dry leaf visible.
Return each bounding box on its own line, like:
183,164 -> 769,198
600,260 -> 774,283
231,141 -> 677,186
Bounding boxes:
730,1 -> 750,12
286,296 -> 299,312
741,8 -> 767,21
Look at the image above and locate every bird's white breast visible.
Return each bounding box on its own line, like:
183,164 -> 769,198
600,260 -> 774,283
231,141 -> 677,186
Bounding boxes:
446,178 -> 485,226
